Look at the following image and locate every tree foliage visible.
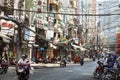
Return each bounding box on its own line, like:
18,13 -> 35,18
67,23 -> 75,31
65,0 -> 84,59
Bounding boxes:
25,0 -> 35,15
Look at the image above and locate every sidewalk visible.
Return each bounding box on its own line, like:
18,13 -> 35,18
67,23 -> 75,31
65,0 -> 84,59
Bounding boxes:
30,58 -> 92,69
9,58 -> 92,69
31,63 -> 60,69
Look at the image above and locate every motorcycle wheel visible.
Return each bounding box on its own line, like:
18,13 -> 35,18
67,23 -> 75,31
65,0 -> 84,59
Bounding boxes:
3,69 -> 7,74
80,61 -> 84,66
4,67 -> 8,74
0,68 -> 2,74
101,72 -> 115,80
93,71 -> 99,79
60,63 -> 66,67
18,74 -> 28,80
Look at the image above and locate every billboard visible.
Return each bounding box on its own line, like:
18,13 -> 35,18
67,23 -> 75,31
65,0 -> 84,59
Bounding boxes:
0,19 -> 15,36
115,26 -> 120,53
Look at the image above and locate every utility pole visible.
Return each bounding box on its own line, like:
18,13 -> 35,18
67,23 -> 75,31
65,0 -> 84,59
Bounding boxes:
91,0 -> 96,50
17,0 -> 25,60
97,3 -> 102,51
47,0 -> 49,22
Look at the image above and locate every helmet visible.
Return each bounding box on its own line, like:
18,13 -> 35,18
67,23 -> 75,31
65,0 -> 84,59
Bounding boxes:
97,60 -> 103,64
22,54 -> 25,57
97,61 -> 101,64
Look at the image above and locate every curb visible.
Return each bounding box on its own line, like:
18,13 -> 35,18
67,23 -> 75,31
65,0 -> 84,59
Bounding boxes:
8,58 -> 93,69
32,66 -> 60,69
31,64 -> 60,69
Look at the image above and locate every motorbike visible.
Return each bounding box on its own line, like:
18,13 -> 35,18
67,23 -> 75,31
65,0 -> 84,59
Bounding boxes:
80,58 -> 84,66
93,61 -> 104,79
93,56 -> 96,61
100,67 -> 116,80
60,59 -> 66,67
17,63 -> 29,80
1,59 -> 8,74
113,64 -> 120,80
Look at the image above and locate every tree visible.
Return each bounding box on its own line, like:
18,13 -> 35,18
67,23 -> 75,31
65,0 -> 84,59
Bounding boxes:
25,0 -> 35,15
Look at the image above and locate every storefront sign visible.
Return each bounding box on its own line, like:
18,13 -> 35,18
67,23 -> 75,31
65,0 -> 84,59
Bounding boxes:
115,26 -> 120,54
0,20 -> 14,36
2,22 -> 14,28
46,30 -> 54,40
24,29 -> 30,40
37,0 -> 42,13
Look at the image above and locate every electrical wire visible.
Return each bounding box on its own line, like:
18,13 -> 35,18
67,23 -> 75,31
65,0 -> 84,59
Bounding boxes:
97,4 -> 120,11
102,18 -> 120,30
0,16 -> 46,40
46,4 -> 119,13
1,5 -> 120,16
62,2 -> 119,11
103,24 -> 120,31
110,9 -> 120,13
12,8 -> 120,16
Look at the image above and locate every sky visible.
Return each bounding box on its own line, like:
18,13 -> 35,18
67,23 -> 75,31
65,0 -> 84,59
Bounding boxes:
97,0 -> 109,1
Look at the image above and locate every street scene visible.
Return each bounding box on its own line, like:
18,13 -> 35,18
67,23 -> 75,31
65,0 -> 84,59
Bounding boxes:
0,0 -> 120,80
0,60 -> 96,80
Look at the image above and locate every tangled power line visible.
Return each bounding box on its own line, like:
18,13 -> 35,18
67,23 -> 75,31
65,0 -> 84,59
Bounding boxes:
0,5 -> 120,16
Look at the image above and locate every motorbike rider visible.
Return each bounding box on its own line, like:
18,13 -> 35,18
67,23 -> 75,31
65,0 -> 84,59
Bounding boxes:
92,55 -> 96,61
17,54 -> 30,78
1,57 -> 8,65
1,57 -> 9,73
25,54 -> 30,76
63,56 -> 67,65
80,55 -> 84,66
60,56 -> 67,67
95,60 -> 104,72
106,54 -> 115,68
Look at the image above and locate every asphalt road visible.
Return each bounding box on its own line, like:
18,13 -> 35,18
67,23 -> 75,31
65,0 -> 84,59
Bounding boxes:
0,61 -> 97,80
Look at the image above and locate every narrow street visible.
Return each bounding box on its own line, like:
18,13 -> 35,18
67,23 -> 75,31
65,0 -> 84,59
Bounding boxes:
0,0 -> 120,80
0,61 -> 97,80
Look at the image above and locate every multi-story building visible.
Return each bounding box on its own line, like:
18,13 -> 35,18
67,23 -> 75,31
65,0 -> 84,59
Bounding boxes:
78,0 -> 97,50
97,0 -> 120,51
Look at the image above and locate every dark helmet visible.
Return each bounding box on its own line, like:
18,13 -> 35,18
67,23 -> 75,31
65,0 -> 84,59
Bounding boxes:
25,54 -> 28,58
97,61 -> 102,64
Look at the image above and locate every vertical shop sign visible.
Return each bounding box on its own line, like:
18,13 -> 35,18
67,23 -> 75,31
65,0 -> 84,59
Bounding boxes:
115,26 -> 120,53
37,0 -> 42,13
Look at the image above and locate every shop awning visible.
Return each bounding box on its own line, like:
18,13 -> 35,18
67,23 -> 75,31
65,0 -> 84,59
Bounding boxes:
71,43 -> 86,51
50,43 -> 57,49
2,37 -> 10,43
71,43 -> 80,49
0,32 -> 11,43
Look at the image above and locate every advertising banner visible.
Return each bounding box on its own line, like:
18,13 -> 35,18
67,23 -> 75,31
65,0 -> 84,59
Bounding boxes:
115,26 -> 120,53
115,33 -> 120,51
0,19 -> 14,36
